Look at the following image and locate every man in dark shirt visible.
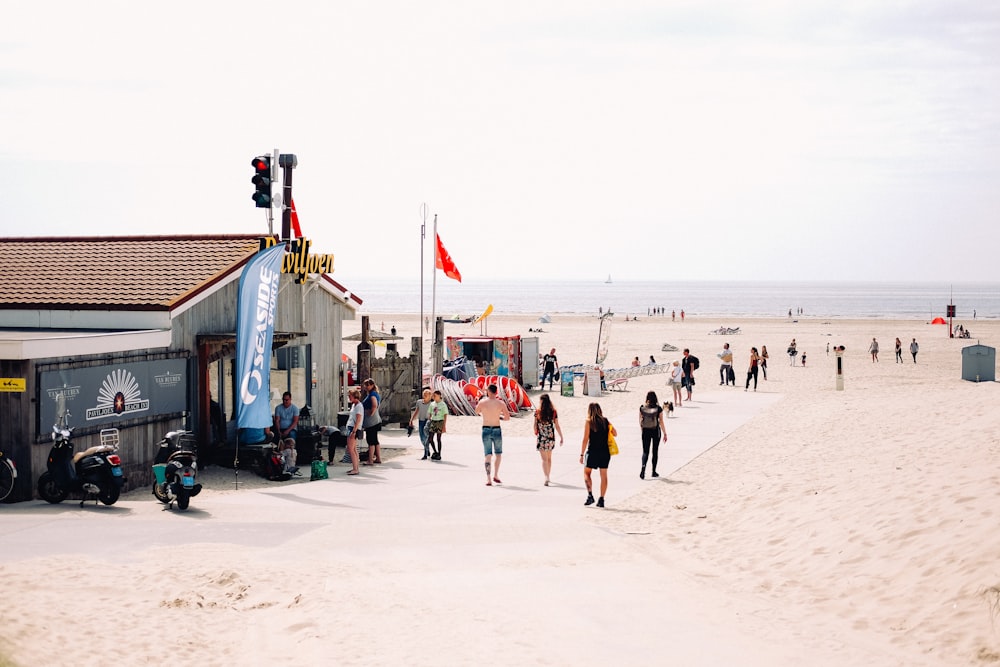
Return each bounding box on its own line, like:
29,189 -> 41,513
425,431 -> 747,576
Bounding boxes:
681,348 -> 699,402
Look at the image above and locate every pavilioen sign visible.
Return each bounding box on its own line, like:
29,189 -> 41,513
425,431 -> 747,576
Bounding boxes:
259,237 -> 335,284
39,358 -> 187,428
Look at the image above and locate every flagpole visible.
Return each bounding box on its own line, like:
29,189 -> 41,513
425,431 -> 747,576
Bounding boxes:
419,203 -> 427,382
431,214 -> 438,374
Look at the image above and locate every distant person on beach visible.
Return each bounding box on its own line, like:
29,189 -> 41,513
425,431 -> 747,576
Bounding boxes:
273,391 -> 300,475
668,360 -> 684,406
718,343 -> 734,386
639,391 -> 667,479
680,309 -> 685,322
408,387 -> 433,460
745,347 -> 760,391
533,393 -> 563,486
672,310 -> 676,321
361,379 -> 382,465
681,349 -> 698,401
760,345 -> 769,380
427,390 -> 448,460
910,338 -> 919,363
476,384 -> 510,486
542,348 -> 558,391
801,351 -> 807,366
631,357 -> 640,367
895,337 -> 903,363
648,355 -> 656,365
787,338 -> 797,366
344,388 -> 363,475
869,338 -> 879,363
580,402 -> 615,508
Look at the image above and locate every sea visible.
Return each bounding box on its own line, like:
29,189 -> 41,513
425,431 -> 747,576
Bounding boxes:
348,279 -> 1000,321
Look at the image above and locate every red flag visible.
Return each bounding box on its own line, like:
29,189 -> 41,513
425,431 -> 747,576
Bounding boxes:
435,233 -> 462,282
289,197 -> 303,238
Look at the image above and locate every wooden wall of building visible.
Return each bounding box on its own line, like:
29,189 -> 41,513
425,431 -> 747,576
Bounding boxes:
0,359 -> 31,501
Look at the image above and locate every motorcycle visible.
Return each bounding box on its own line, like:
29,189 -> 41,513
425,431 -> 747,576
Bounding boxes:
37,405 -> 125,507
152,430 -> 201,510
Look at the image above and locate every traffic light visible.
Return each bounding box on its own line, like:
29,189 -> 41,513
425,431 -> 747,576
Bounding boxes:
251,156 -> 271,208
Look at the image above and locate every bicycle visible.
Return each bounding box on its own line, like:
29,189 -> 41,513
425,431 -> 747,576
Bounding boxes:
0,449 -> 17,502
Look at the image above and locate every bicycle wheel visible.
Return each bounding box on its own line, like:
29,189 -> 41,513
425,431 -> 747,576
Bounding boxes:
0,457 -> 15,501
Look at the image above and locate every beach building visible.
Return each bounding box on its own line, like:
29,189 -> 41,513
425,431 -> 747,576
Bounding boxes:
0,235 -> 360,502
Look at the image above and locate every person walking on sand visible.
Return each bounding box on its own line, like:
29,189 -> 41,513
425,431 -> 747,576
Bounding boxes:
408,387 -> 433,460
580,402 -> 615,507
745,347 -> 760,391
681,348 -> 698,402
639,391 -> 667,479
344,388 -> 364,475
760,345 -> 769,380
787,338 -> 797,366
869,337 -> 879,363
718,342 -> 734,386
542,348 -> 558,391
668,359 -> 683,407
895,337 -> 903,363
910,338 -> 919,363
361,379 -> 383,465
476,384 -> 511,486
427,390 -> 448,460
533,393 -> 563,486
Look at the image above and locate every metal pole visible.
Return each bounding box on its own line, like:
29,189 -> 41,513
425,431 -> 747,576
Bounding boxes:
268,147 -> 278,237
420,203 -> 427,383
431,214 -> 438,375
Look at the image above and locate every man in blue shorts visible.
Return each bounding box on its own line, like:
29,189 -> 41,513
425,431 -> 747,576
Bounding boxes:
475,384 -> 511,486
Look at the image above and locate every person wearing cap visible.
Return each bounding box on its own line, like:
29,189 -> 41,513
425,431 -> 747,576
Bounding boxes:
667,359 -> 684,407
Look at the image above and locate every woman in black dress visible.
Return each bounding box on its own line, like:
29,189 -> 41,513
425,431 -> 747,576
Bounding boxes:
579,402 -> 617,508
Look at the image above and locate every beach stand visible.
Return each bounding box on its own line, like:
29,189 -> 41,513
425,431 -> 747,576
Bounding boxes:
961,344 -> 995,382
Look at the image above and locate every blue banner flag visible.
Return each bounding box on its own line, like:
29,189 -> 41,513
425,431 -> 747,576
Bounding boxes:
236,243 -> 286,428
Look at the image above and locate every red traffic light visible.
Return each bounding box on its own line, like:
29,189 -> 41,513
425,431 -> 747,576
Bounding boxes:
251,155 -> 272,208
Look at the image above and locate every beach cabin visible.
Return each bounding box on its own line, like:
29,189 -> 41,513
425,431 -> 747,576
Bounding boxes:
0,235 -> 360,502
445,335 -> 539,388
961,344 -> 995,382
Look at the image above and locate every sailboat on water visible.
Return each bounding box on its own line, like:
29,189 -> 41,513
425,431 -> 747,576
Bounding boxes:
605,274 -> 612,284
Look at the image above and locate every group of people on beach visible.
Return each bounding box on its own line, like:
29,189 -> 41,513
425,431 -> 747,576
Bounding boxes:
869,337 -> 919,363
717,343 -> 769,391
402,381 -> 675,508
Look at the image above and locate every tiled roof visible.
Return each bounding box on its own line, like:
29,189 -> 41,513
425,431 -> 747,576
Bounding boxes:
0,235 -> 261,310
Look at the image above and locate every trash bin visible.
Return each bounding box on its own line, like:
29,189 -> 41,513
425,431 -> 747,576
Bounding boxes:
328,411 -> 351,462
961,344 -> 995,382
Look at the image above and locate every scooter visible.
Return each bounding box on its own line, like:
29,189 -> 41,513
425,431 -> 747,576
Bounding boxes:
37,406 -> 125,507
152,430 -> 201,510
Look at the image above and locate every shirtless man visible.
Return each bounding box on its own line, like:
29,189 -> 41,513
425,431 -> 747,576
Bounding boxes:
475,384 -> 511,486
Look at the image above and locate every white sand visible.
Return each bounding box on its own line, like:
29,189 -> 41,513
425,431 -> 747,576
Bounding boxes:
1,313 -> 997,666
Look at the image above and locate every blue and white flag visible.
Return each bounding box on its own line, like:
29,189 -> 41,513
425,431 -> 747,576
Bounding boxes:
236,243 -> 286,428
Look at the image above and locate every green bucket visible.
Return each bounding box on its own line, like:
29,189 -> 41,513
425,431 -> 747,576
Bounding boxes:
152,463 -> 167,484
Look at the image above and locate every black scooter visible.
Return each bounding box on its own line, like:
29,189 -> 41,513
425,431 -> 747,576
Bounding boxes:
152,430 -> 201,510
38,409 -> 125,507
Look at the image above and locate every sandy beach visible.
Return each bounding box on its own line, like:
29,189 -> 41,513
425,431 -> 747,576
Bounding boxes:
2,312 -> 998,666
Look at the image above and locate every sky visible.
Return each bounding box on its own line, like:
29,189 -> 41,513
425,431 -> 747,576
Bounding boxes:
2,1 -> 999,285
